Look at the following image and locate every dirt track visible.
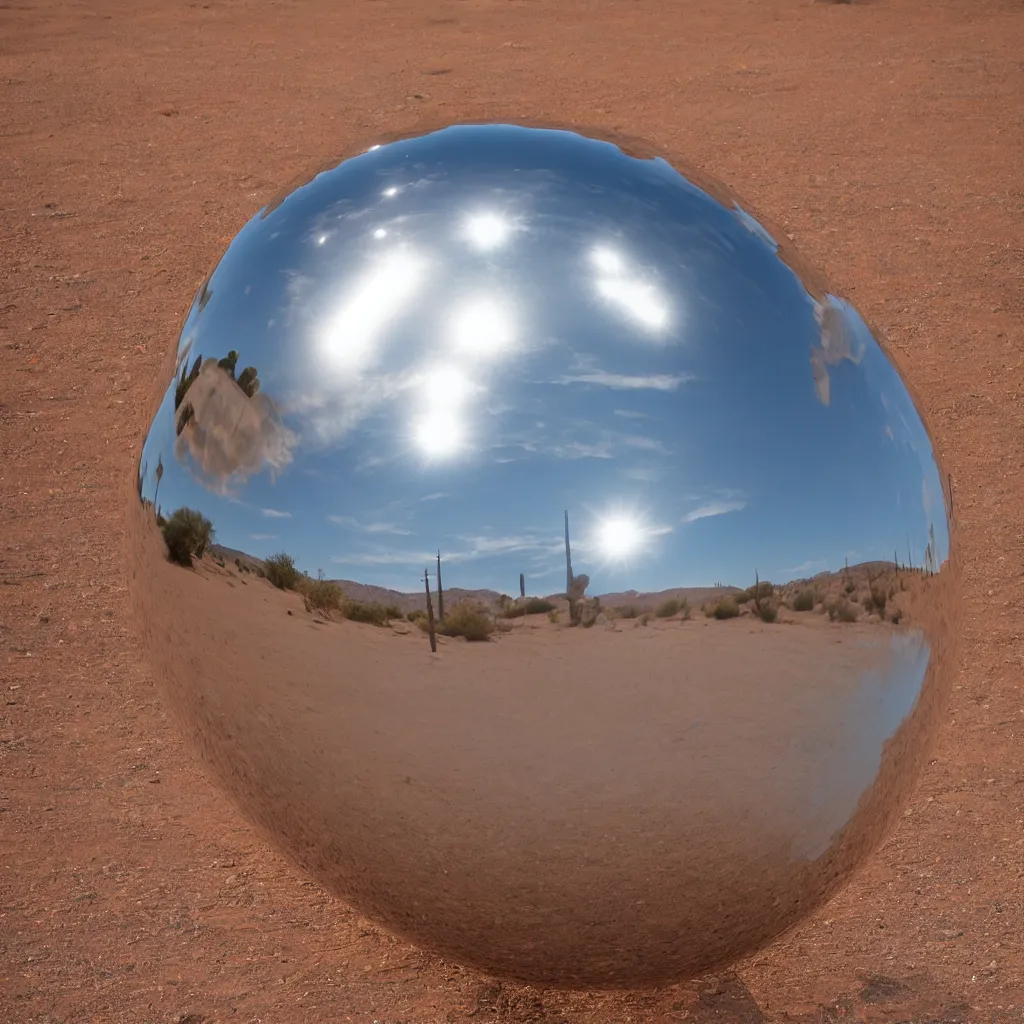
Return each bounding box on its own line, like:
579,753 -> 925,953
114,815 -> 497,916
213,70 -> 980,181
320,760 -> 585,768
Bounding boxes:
2,1 -> 1022,1021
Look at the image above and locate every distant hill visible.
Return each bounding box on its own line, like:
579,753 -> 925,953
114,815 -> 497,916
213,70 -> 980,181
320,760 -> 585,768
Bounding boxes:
210,544 -> 904,612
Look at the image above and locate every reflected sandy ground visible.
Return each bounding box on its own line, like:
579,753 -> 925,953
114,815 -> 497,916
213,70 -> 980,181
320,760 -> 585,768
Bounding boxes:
128,495 -> 958,987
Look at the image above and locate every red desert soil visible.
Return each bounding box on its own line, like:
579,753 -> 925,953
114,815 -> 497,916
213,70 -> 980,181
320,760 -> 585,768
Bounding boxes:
1,1 -> 1022,1021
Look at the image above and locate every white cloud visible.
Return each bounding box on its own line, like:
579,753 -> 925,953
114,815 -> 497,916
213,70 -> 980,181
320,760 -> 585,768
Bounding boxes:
328,516 -> 412,536
682,500 -> 747,523
556,370 -> 690,391
261,508 -> 292,519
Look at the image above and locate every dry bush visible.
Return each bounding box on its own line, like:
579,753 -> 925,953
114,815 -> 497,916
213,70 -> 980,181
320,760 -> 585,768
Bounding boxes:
301,577 -> 344,613
438,602 -> 495,641
161,507 -> 214,567
503,597 -> 557,618
792,589 -> 815,612
713,598 -> 740,620
263,552 -> 301,591
344,599 -> 393,626
656,598 -> 681,618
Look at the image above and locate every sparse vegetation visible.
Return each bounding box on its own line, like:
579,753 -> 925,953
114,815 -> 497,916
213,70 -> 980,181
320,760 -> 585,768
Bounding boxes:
712,598 -> 740,620
656,598 -> 681,618
827,601 -> 859,623
341,599 -> 393,625
437,602 -> 495,641
161,507 -> 214,567
301,577 -> 344,613
548,609 -> 560,624
792,589 -> 815,612
754,602 -> 778,623
263,552 -> 301,591
503,597 -> 557,618
615,605 -> 640,619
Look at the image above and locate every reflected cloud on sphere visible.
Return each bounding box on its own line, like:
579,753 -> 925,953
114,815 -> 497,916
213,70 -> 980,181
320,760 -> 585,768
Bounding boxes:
130,123 -> 959,993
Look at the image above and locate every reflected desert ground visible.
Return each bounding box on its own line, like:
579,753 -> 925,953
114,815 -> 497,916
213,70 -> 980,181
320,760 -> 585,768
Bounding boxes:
128,496 -> 958,986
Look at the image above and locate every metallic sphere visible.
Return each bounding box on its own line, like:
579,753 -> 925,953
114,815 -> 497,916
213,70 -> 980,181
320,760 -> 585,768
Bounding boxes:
128,123 -> 959,990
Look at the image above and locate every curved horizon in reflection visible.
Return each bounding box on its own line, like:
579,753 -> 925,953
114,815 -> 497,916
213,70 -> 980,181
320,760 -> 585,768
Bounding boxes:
142,124 -> 949,598
129,123 -> 960,990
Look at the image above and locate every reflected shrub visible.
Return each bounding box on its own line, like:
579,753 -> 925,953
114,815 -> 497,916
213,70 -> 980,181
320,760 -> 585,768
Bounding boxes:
343,599 -> 393,626
161,507 -> 214,567
503,597 -> 557,618
438,602 -> 495,641
263,552 -> 300,591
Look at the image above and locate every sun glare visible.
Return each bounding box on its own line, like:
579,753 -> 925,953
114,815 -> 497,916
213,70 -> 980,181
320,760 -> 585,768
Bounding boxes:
595,515 -> 646,560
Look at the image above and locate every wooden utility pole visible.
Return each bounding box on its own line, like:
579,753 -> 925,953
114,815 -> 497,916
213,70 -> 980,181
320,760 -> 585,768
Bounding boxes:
436,550 -> 444,623
424,568 -> 437,653
564,509 -> 573,593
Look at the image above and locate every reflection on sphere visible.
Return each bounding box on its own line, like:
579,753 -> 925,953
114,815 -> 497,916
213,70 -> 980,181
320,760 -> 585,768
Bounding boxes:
128,123 -> 959,990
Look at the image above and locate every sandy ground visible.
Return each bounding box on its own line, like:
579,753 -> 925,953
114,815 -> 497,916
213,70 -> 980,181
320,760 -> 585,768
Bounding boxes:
2,0 -> 1023,1021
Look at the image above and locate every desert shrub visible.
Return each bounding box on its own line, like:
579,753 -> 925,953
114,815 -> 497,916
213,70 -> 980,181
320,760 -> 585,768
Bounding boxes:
263,552 -> 300,591
750,581 -> 774,599
754,602 -> 778,623
828,601 -> 859,623
548,609 -> 560,624
713,598 -> 740,620
656,598 -> 681,618
640,613 -> 651,626
870,586 -> 888,611
302,577 -> 344,613
161,507 -> 214,567
504,597 -> 556,618
733,590 -> 752,604
343,599 -> 392,626
678,598 -> 692,620
792,589 -> 815,612
616,605 -> 639,619
439,602 -> 495,641
862,595 -> 875,614
844,581 -> 855,594
406,610 -> 422,622
384,604 -> 403,620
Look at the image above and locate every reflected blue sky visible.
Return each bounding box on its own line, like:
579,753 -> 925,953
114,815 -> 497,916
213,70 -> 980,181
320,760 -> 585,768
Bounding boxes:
140,124 -> 950,595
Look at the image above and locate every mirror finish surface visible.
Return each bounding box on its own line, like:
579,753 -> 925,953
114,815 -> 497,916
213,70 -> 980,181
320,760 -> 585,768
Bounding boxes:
128,124 -> 959,989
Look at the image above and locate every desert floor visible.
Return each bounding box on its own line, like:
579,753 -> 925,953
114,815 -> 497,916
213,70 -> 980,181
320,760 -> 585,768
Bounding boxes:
2,1 -> 1022,1022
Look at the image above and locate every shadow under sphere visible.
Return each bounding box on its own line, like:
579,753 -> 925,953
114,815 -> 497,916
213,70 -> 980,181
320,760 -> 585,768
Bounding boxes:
127,123 -> 960,990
